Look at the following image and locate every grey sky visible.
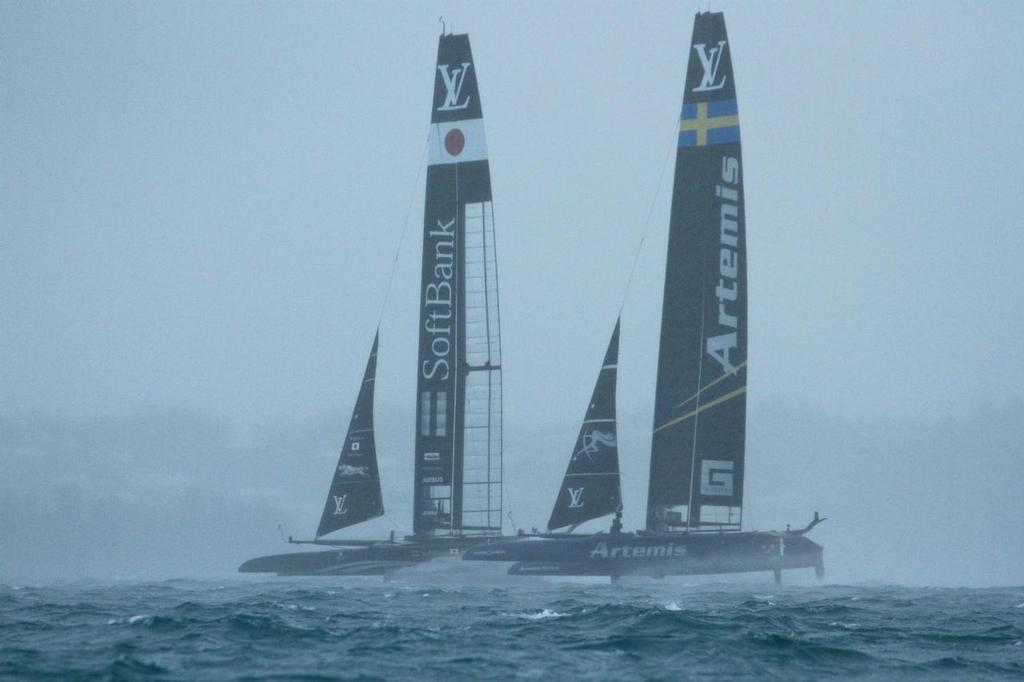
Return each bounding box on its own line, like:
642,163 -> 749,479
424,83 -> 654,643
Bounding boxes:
5,1 -> 1023,427
2,2 -> 1023,583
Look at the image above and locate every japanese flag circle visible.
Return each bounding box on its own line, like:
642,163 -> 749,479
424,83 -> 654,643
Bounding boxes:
444,128 -> 465,156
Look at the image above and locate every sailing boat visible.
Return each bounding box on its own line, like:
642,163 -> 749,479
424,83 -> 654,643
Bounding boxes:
239,30 -> 508,576
464,11 -> 824,582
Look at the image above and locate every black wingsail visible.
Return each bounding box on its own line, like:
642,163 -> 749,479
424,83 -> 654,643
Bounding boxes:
316,332 -> 384,537
547,320 -> 621,532
414,33 -> 503,536
647,12 -> 747,532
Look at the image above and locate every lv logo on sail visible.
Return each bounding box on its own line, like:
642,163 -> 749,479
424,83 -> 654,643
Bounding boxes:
567,487 -> 585,509
692,41 -> 728,92
332,495 -> 349,515
437,63 -> 472,111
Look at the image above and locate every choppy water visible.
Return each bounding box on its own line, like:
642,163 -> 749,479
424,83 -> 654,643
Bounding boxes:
2,569 -> 1022,680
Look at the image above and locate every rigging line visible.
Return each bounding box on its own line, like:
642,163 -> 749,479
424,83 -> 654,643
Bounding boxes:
618,121 -> 677,315
685,277 -> 708,529
504,481 -> 517,533
376,134 -> 430,326
382,512 -> 406,534
674,360 -> 748,408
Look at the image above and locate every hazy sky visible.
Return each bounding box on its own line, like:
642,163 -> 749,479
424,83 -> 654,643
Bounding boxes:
4,1 -> 1022,429
2,2 -> 1024,583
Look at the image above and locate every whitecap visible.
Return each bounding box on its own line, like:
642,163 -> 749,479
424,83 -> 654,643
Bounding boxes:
128,614 -> 150,625
1015,602 -> 1024,608
663,602 -> 682,612
518,609 -> 566,620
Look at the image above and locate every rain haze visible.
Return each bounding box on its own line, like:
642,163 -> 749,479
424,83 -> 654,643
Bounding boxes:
2,1 -> 1023,586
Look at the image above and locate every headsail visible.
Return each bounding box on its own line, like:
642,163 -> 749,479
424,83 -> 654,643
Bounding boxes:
647,12 -> 747,531
547,320 -> 621,532
414,33 -> 502,536
316,332 -> 384,537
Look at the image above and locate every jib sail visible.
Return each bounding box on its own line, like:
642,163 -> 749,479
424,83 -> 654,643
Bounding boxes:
547,320 -> 622,532
414,33 -> 503,536
316,332 -> 385,537
647,12 -> 747,531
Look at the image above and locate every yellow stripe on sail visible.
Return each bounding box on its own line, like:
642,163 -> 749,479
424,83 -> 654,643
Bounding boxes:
675,360 -> 748,409
655,385 -> 747,434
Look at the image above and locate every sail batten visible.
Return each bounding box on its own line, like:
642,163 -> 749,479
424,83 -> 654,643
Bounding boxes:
647,12 -> 747,532
414,34 -> 502,536
547,320 -> 622,532
316,333 -> 384,538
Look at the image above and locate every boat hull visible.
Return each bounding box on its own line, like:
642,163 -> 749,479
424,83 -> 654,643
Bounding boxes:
239,536 -> 511,576
463,531 -> 824,579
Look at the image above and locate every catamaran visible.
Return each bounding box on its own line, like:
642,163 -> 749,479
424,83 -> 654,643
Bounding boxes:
463,11 -> 825,583
240,30 -> 508,576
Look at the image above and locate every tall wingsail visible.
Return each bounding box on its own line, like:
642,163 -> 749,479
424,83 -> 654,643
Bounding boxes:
647,12 -> 747,531
414,33 -> 502,536
316,332 -> 384,537
547,320 -> 621,532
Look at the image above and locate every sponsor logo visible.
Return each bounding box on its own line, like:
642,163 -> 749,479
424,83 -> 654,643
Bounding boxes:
422,217 -> 455,382
337,464 -> 369,478
422,475 -> 444,484
437,63 -> 472,111
425,451 -> 441,462
692,41 -> 728,92
468,548 -> 508,558
332,495 -> 348,515
588,541 -> 688,559
706,156 -> 742,374
700,459 -> 734,496
567,487 -> 585,509
572,429 -> 616,463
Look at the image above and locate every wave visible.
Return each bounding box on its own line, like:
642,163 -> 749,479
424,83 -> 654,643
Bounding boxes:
3,582 -> 1022,680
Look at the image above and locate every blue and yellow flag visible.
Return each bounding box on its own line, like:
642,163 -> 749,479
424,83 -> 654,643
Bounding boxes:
678,99 -> 740,147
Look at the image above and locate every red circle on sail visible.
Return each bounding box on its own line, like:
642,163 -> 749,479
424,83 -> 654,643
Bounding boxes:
444,128 -> 465,156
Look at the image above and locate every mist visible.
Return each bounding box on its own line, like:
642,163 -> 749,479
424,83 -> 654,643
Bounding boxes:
3,2 -> 1023,586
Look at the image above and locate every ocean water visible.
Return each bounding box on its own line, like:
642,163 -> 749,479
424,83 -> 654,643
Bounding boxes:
2,568 -> 1022,680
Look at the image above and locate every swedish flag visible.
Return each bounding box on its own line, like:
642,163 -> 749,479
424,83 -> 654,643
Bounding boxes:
679,99 -> 740,147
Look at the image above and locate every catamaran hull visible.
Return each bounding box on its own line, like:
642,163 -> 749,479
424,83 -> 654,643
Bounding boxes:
238,547 -> 432,576
464,532 -> 824,579
239,536 -> 513,577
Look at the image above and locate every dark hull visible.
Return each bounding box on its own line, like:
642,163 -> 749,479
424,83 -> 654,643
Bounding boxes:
239,536 -> 510,576
464,531 -> 824,579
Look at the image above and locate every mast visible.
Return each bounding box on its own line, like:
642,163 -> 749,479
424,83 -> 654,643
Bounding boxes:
547,320 -> 621,532
647,12 -> 747,532
414,33 -> 502,537
316,332 -> 385,537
